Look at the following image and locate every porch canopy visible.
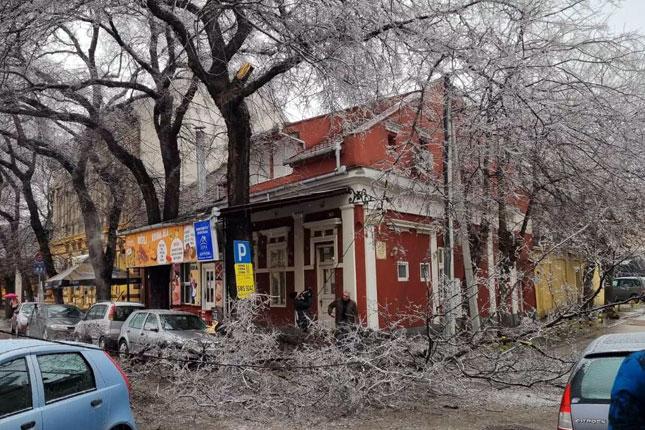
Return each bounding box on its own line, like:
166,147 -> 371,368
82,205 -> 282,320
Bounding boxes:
45,257 -> 138,288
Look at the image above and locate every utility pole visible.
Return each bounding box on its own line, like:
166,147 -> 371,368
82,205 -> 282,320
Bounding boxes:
442,76 -> 456,337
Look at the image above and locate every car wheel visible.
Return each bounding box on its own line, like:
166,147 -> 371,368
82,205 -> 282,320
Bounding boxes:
118,339 -> 129,359
98,337 -> 106,350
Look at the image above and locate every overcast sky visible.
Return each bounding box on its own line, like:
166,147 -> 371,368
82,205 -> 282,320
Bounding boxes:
607,0 -> 645,33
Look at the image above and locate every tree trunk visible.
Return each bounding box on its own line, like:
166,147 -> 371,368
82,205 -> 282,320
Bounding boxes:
21,182 -> 62,303
71,172 -> 113,301
159,133 -> 181,221
219,99 -> 253,301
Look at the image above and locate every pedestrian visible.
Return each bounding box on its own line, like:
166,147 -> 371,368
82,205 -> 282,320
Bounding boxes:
294,287 -> 314,331
608,350 -> 645,429
328,291 -> 358,348
10,297 -> 19,319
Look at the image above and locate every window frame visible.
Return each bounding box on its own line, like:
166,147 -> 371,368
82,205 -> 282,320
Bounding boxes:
0,357 -> 33,419
267,241 -> 288,307
35,352 -> 97,405
420,262 -> 430,283
397,261 -> 409,282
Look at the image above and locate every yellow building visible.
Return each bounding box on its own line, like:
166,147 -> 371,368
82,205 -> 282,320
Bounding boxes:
533,254 -> 603,318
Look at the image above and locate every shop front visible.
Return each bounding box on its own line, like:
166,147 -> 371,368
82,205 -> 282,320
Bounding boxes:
123,220 -> 223,323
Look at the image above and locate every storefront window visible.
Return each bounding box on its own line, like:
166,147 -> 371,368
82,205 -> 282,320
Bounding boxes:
181,263 -> 200,305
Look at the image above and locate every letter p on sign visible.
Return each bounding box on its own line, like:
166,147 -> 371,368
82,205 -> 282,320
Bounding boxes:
233,240 -> 252,264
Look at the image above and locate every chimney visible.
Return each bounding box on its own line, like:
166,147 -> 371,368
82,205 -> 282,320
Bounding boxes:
195,126 -> 206,198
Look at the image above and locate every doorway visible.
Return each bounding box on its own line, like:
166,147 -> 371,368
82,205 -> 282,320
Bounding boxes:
202,263 -> 215,310
316,244 -> 336,328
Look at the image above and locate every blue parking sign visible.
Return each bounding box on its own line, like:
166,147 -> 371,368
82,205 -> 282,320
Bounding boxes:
233,240 -> 252,264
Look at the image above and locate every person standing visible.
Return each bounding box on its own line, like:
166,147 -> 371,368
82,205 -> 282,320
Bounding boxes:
609,350 -> 645,429
294,287 -> 314,331
327,291 -> 357,348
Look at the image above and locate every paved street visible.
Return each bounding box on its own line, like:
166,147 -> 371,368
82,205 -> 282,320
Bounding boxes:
3,306 -> 645,429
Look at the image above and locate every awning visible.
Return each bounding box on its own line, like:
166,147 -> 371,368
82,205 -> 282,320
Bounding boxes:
45,257 -> 140,288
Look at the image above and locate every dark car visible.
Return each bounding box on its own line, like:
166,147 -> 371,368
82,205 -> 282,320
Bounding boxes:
27,304 -> 83,341
605,277 -> 645,303
558,332 -> 645,430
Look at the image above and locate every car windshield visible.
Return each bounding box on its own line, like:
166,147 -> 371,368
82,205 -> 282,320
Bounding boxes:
115,305 -> 143,322
159,314 -> 206,331
570,356 -> 626,404
46,305 -> 81,319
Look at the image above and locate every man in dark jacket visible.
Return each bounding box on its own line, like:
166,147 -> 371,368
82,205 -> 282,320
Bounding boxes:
294,287 -> 314,331
609,350 -> 645,429
327,291 -> 358,327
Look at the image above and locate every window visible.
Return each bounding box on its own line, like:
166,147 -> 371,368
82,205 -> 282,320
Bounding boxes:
420,263 -> 430,282
46,305 -> 82,319
436,247 -> 445,282
37,353 -> 95,403
89,305 -> 107,320
129,312 -> 146,329
397,261 -> 409,282
114,305 -> 142,322
181,263 -> 198,305
268,243 -> 287,307
160,314 -> 206,331
143,314 -> 159,331
570,356 -> 625,404
0,358 -> 32,418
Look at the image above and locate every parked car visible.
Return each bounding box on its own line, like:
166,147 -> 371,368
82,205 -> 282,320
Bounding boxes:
27,304 -> 83,341
10,302 -> 36,335
558,332 -> 645,430
605,276 -> 645,303
74,302 -> 145,350
118,310 -> 214,357
0,339 -> 137,430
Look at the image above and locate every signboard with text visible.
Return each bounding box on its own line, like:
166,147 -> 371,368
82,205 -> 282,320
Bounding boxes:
124,224 -> 196,267
194,220 -> 219,261
233,240 -> 255,298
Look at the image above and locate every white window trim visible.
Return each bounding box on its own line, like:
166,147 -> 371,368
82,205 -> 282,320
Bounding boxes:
397,261 -> 409,282
268,242 -> 288,307
305,224 -> 340,270
420,262 -> 430,283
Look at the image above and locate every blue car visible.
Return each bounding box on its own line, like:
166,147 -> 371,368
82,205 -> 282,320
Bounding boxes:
0,339 -> 137,430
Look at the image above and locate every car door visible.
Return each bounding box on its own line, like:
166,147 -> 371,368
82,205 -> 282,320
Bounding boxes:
0,356 -> 43,430
76,306 -> 94,342
88,305 -> 108,343
125,312 -> 147,353
141,314 -> 162,351
35,352 -> 107,430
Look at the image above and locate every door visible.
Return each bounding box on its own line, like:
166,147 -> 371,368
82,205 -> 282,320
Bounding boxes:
202,263 -> 216,311
0,356 -> 42,430
124,312 -> 147,353
36,352 -> 107,430
140,314 -> 161,351
316,244 -> 336,328
88,305 -> 108,343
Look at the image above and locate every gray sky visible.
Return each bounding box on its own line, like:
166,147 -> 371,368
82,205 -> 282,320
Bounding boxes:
608,0 -> 645,33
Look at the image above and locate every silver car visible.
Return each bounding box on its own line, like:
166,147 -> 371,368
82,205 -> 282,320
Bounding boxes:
558,332 -> 645,430
118,310 -> 214,357
10,302 -> 35,335
74,301 -> 145,350
27,303 -> 83,340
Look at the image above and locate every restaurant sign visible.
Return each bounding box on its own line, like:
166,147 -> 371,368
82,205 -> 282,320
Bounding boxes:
125,224 -> 197,267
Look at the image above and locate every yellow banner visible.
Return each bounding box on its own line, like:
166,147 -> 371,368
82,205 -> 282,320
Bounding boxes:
234,263 -> 255,299
124,224 -> 197,267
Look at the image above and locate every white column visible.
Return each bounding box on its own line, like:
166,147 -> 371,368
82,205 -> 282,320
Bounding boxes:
340,204 -> 357,301
15,269 -> 22,301
430,231 -> 440,323
487,230 -> 497,315
293,213 -> 305,293
364,222 -> 379,329
510,266 -> 519,315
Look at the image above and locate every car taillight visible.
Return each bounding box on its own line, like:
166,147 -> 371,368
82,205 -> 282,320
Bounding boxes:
104,351 -> 131,395
557,383 -> 573,430
107,304 -> 116,321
